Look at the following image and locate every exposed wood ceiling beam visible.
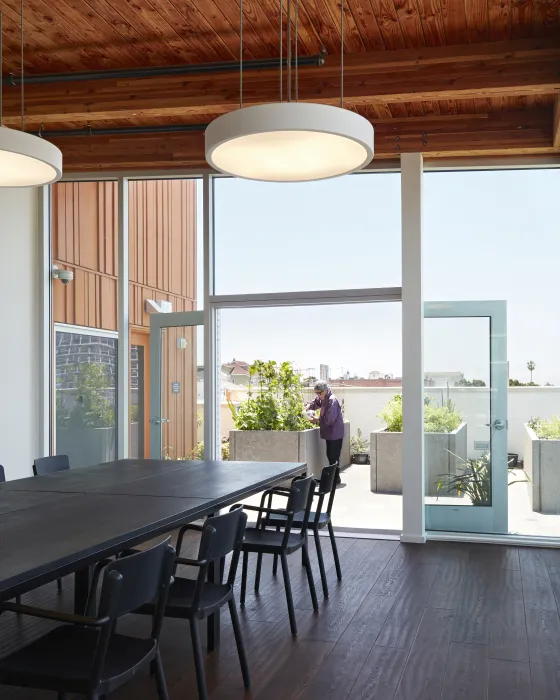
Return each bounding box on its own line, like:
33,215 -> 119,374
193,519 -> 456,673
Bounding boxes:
56,109 -> 554,171
2,39 -> 559,126
554,97 -> 560,150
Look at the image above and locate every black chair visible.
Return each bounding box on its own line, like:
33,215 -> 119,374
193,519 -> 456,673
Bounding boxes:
33,455 -> 70,592
267,464 -> 342,598
88,509 -> 251,700
33,454 -> 70,476
0,538 -> 175,700
234,475 -> 318,636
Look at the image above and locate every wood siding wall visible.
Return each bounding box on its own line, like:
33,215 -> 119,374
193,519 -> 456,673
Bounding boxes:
52,179 -> 198,459
53,179 -> 197,329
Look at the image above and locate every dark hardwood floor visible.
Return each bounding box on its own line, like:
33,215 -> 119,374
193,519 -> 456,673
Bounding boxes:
1,535 -> 559,699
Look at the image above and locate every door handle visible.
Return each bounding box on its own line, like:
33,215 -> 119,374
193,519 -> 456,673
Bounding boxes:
485,419 -> 506,430
150,418 -> 170,425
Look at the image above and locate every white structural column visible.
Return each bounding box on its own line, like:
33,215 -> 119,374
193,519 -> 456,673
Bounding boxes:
203,174 -> 220,459
117,177 -> 130,459
39,185 -> 52,457
400,153 -> 426,543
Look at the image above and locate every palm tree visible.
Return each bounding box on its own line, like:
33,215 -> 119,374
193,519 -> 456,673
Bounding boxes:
527,360 -> 536,383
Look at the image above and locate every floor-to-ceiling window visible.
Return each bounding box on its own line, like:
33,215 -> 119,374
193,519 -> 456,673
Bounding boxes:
212,171 -> 403,532
423,167 -> 560,538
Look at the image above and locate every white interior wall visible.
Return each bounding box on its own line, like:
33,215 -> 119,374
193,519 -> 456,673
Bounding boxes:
0,187 -> 40,480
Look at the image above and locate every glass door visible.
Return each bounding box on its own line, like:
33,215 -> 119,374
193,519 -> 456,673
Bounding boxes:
149,311 -> 204,460
424,301 -> 508,534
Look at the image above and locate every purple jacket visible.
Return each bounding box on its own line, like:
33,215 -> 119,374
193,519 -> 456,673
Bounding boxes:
307,390 -> 344,441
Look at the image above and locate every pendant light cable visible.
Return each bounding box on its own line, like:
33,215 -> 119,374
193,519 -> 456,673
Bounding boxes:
0,11 -> 3,127
239,0 -> 243,108
340,0 -> 344,108
295,0 -> 299,101
279,0 -> 282,102
287,0 -> 291,101
21,0 -> 25,130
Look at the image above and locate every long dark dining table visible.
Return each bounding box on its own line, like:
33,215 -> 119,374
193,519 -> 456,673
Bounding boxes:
0,458 -> 305,649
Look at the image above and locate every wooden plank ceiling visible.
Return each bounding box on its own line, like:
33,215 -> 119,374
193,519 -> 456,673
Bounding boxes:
0,0 -> 559,170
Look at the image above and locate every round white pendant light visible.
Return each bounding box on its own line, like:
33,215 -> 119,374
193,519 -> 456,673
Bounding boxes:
205,0 -> 374,182
206,102 -> 374,182
0,126 -> 62,187
0,4 -> 63,188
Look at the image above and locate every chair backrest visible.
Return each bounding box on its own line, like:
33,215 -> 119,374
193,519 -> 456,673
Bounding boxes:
33,454 -> 70,476
0,465 -> 5,483
199,508 -> 248,564
189,509 -> 247,609
90,538 -> 175,689
284,476 -> 315,540
98,537 -> 175,620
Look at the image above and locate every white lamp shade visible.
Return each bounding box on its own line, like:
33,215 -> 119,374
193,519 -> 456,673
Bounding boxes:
0,126 -> 62,187
205,102 -> 374,182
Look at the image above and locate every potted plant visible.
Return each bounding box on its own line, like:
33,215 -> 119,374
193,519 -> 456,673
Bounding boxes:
370,393 -> 467,495
524,416 -> 560,513
350,429 -> 370,465
436,452 -> 528,505
228,360 -> 350,476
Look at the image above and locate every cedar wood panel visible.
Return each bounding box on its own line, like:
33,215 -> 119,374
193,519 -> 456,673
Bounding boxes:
52,179 -> 198,459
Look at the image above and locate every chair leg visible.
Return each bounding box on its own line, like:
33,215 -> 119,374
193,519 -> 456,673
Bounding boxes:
280,553 -> 297,635
154,649 -> 170,700
228,597 -> 251,689
272,525 -> 280,575
57,578 -> 63,592
254,553 -> 263,593
190,619 -> 208,700
313,528 -> 329,598
240,550 -> 248,607
303,542 -> 319,612
328,522 -> 342,580
15,594 -> 21,606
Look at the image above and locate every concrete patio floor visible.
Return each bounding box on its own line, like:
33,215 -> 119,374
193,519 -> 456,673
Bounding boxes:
244,463 -> 560,538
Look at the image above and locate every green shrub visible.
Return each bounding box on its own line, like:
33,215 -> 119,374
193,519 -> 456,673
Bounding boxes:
378,394 -> 462,433
528,416 -> 560,440
229,360 -> 312,432
350,429 -> 369,454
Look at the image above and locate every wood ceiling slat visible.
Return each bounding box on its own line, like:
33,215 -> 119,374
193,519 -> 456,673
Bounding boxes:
111,0 -> 217,63
368,0 -> 406,48
346,0 -> 386,50
0,1 -> 89,73
488,0 -> 512,39
301,0 -> 365,53
141,0 -> 235,62
393,0 -> 427,47
465,0 -> 490,42
189,0 -> 256,60
19,0 -> 149,69
415,0 -> 447,46
535,0 -> 560,34
511,0 -> 535,37
76,0 -> 183,64
439,0 -> 469,42
388,102 -> 410,116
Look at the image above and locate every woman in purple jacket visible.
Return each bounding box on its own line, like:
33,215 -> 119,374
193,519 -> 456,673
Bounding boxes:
306,381 -> 344,472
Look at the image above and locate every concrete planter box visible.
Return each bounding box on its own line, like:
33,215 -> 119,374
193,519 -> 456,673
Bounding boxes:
229,422 -> 350,479
524,424 -> 560,514
370,422 -> 467,495
57,424 -> 119,469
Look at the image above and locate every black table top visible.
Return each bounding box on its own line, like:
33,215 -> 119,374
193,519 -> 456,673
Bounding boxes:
0,459 -> 305,600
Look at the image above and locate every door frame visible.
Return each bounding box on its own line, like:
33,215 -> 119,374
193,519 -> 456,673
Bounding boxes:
424,300 -> 508,534
149,310 -> 204,459
130,328 -> 150,459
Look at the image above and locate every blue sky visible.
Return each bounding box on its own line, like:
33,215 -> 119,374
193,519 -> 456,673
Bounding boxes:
198,168 -> 560,385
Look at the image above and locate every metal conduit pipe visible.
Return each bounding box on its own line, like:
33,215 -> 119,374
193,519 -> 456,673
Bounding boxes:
38,124 -> 208,138
3,52 -> 326,85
